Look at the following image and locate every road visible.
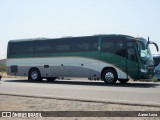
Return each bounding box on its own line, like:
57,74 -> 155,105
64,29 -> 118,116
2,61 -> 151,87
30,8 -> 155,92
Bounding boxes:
0,78 -> 160,106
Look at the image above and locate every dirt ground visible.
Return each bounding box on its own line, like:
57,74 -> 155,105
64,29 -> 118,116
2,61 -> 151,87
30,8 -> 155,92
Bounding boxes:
0,94 -> 160,120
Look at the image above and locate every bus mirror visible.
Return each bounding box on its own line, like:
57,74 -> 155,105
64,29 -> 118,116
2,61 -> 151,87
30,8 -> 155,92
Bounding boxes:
148,37 -> 150,43
147,37 -> 159,52
147,41 -> 159,52
153,42 -> 159,52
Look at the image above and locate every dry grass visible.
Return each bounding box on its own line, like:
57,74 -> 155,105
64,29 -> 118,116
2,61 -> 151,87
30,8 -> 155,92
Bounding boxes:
0,72 -> 26,78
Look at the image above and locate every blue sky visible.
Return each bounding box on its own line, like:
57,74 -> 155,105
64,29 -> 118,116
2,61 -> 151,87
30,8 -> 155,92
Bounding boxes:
0,0 -> 160,59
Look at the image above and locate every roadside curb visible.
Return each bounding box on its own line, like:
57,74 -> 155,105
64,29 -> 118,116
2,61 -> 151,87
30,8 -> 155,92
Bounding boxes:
0,92 -> 160,108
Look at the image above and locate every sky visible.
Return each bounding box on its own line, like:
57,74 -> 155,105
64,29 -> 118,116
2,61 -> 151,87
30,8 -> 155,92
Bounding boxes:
0,0 -> 160,59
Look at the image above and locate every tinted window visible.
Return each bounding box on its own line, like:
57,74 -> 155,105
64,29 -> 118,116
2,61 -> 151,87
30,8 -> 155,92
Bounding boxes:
127,48 -> 137,61
9,42 -> 33,54
127,42 -> 137,61
72,37 -> 98,52
101,36 -> 126,57
53,39 -> 72,53
33,40 -> 54,53
35,46 -> 52,53
8,36 -> 98,55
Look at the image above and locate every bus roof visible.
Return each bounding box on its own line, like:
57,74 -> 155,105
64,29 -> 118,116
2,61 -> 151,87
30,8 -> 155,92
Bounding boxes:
8,34 -> 135,43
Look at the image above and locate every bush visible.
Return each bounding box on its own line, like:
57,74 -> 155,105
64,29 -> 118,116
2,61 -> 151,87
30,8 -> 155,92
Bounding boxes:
152,76 -> 158,82
0,65 -> 6,72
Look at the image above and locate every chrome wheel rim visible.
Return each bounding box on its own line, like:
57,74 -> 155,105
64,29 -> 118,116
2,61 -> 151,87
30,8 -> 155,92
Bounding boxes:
31,71 -> 38,80
105,72 -> 114,82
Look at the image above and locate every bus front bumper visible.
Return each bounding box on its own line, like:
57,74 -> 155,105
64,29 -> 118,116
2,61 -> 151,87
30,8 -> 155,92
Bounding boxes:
139,68 -> 154,80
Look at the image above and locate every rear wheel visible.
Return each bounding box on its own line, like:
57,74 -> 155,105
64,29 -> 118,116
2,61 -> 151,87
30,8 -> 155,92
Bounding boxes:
118,79 -> 129,84
102,69 -> 117,84
28,68 -> 42,81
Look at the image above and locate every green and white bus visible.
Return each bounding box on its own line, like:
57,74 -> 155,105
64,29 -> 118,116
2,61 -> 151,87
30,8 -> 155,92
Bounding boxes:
7,35 -> 159,84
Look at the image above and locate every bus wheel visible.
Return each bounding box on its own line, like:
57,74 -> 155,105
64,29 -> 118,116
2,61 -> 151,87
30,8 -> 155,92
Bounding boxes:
47,77 -> 57,82
118,79 -> 129,84
28,68 -> 42,81
102,69 -> 117,84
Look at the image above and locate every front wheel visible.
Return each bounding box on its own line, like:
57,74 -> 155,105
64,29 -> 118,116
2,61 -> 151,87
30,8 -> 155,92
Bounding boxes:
28,68 -> 42,81
102,69 -> 117,84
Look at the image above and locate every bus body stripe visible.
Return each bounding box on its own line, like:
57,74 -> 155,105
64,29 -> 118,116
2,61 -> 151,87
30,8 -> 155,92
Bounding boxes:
7,57 -> 129,79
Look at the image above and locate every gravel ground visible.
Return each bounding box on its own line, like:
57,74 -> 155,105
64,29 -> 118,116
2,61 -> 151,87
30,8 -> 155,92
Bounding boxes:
0,95 -> 160,120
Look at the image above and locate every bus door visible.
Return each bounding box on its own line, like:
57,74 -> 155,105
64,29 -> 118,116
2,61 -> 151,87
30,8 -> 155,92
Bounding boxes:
127,41 -> 139,79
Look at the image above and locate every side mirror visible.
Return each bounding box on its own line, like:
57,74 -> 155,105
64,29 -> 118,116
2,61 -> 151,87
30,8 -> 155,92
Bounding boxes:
147,37 -> 159,52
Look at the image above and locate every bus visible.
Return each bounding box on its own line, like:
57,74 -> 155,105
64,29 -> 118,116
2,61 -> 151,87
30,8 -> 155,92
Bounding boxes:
7,34 -> 159,84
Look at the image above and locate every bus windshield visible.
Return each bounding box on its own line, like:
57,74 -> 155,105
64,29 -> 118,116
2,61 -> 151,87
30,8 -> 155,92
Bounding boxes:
140,46 -> 153,63
137,38 -> 153,65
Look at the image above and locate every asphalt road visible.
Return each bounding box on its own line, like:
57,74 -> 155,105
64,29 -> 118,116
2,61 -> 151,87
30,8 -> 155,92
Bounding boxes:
0,78 -> 160,106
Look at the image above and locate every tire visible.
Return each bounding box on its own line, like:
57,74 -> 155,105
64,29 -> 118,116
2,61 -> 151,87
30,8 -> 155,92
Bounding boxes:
28,68 -> 42,81
102,69 -> 117,84
46,77 -> 57,82
118,79 -> 129,84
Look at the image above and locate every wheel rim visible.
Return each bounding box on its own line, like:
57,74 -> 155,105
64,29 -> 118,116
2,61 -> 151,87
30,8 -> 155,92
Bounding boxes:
31,71 -> 38,80
105,72 -> 114,82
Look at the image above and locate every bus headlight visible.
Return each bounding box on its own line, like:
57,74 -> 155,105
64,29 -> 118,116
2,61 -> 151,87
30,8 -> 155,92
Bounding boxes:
140,68 -> 148,73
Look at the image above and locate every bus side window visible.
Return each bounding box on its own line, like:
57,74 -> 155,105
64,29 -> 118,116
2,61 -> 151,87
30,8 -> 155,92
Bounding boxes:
101,41 -> 114,52
101,38 -> 126,57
